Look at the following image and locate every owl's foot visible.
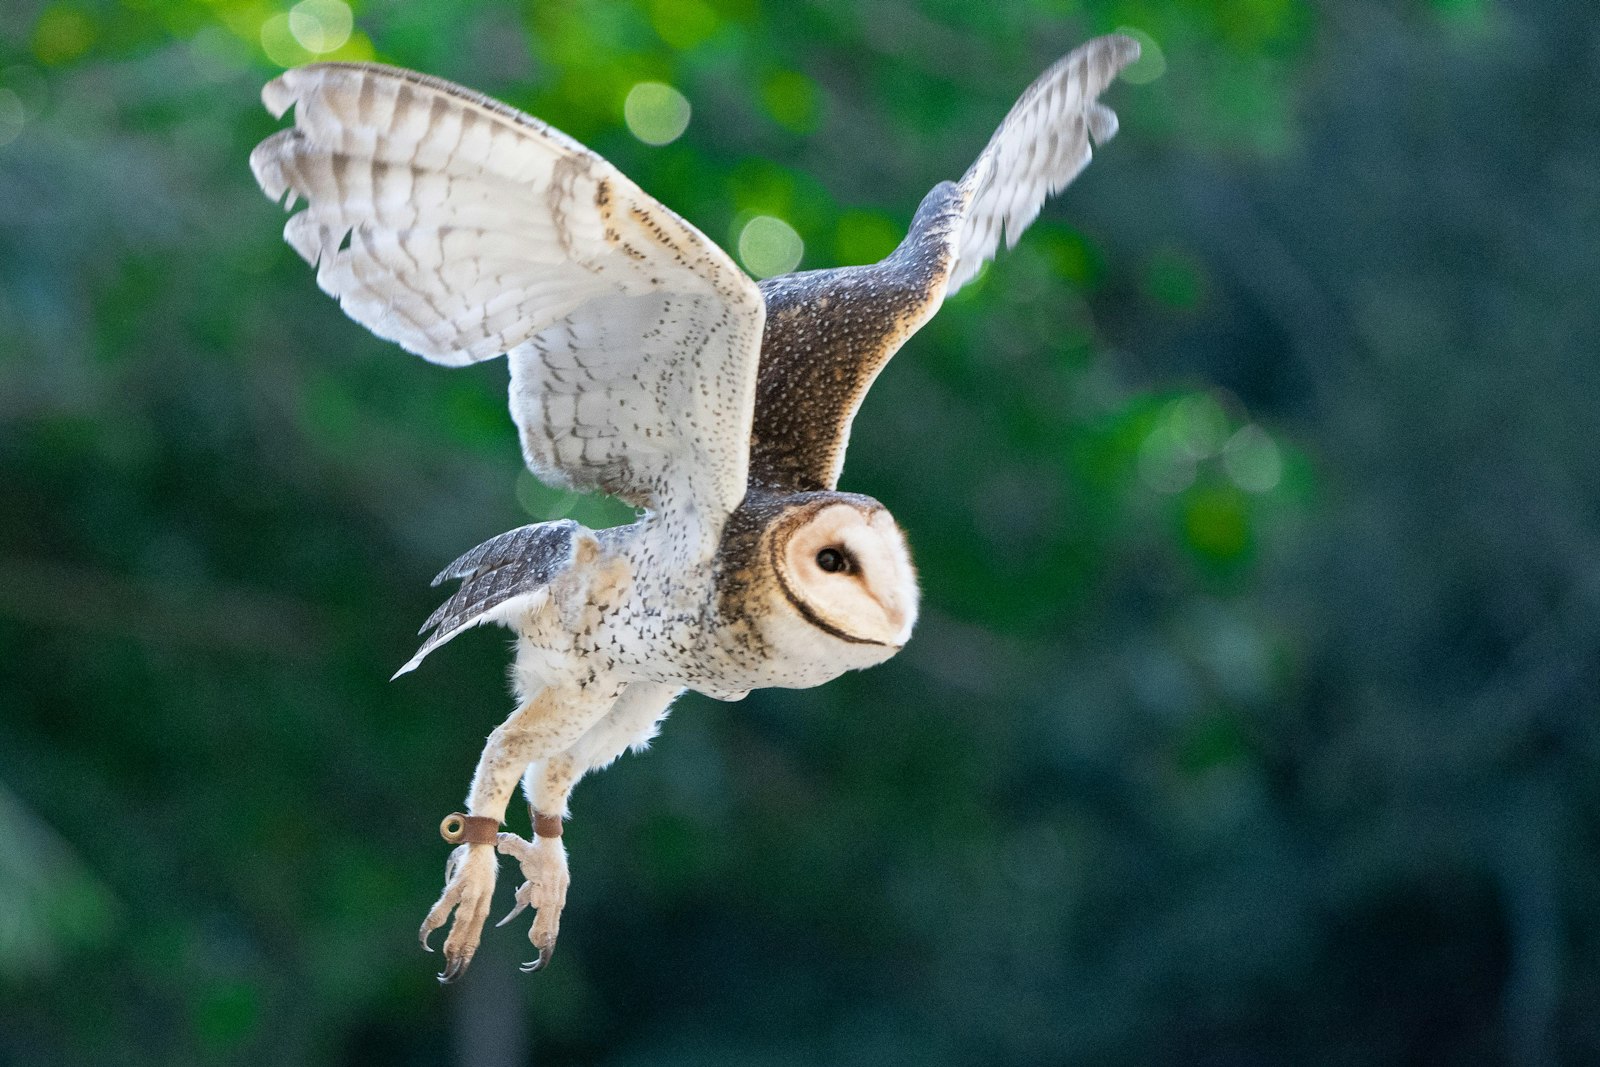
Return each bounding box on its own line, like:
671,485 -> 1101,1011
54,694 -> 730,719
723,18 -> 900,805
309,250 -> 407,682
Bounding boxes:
494,831 -> 569,972
419,842 -> 499,983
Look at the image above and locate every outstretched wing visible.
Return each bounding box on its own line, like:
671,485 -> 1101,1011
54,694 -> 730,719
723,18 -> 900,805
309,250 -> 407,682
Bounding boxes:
746,34 -> 1138,492
251,63 -> 765,534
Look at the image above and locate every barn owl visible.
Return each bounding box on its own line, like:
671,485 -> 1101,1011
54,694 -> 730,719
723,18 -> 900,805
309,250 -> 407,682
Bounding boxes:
250,33 -> 1138,980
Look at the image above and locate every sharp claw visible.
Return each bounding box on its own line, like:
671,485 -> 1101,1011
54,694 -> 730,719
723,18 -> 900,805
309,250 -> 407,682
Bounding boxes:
496,900 -> 530,928
438,953 -> 471,984
519,941 -> 555,974
420,925 -> 436,952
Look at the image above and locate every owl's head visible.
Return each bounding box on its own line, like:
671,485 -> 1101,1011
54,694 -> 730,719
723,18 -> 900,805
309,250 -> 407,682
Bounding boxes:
762,495 -> 918,656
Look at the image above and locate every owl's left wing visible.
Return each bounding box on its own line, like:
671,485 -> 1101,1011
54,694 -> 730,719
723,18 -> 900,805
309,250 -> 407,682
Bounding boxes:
747,34 -> 1138,492
251,63 -> 764,540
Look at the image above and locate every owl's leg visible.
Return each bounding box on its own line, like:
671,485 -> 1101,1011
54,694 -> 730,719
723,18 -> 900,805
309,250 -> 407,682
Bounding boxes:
490,757 -> 576,974
494,683 -> 681,972
419,682 -> 617,983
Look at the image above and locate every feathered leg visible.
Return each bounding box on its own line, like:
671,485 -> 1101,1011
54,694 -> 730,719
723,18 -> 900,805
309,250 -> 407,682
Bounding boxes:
420,681 -> 619,982
495,683 -> 681,971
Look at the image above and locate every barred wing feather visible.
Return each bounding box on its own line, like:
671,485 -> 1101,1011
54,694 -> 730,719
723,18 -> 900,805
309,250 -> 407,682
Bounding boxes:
250,63 -> 765,531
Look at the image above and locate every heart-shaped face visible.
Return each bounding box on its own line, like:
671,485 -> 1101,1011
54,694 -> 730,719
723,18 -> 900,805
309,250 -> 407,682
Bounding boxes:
770,499 -> 919,651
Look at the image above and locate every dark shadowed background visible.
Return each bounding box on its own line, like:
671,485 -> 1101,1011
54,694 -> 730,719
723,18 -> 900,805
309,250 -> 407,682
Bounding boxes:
3,0 -> 1598,1063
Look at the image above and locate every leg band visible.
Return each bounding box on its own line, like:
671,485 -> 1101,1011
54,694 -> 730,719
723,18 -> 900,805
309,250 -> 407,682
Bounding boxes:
532,810 -> 564,839
439,812 -> 500,845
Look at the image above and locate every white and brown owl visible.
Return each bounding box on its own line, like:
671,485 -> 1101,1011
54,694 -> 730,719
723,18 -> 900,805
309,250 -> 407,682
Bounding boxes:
250,33 -> 1138,980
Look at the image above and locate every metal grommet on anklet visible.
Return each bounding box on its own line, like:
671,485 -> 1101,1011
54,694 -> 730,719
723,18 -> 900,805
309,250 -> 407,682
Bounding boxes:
439,812 -> 500,845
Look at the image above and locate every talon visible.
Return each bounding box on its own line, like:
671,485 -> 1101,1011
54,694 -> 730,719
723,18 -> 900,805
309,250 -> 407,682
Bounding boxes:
420,925 -> 436,952
498,835 -> 568,976
438,953 -> 471,984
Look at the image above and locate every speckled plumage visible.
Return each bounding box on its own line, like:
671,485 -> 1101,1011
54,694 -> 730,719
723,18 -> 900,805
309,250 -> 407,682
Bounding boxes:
250,33 -> 1138,980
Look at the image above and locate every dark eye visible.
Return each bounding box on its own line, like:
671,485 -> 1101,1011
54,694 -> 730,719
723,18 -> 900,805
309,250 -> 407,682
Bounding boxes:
815,547 -> 850,574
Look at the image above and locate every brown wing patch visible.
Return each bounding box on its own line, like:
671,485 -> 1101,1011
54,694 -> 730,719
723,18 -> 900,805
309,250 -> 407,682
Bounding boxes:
747,182 -> 964,492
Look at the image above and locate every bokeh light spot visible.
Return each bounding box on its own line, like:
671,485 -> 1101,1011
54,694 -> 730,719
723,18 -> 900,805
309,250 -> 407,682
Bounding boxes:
624,82 -> 691,146
761,70 -> 820,133
1431,0 -> 1492,33
648,0 -> 720,51
1116,27 -> 1167,85
1039,228 -> 1100,287
1183,485 -> 1250,560
1168,394 -> 1228,459
737,215 -> 804,279
516,469 -> 580,522
31,6 -> 95,66
288,0 -> 353,55
517,468 -> 635,528
1223,424 -> 1283,492
260,13 -> 312,68
0,89 -> 25,148
0,65 -> 47,119
1138,423 -> 1197,494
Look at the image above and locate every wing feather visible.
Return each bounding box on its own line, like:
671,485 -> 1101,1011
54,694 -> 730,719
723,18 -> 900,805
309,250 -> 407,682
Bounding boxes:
391,520 -> 582,678
946,34 -> 1139,291
746,35 -> 1139,492
251,63 -> 764,532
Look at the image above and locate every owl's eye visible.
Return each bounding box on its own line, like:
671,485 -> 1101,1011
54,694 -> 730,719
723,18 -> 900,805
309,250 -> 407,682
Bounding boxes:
815,547 -> 851,574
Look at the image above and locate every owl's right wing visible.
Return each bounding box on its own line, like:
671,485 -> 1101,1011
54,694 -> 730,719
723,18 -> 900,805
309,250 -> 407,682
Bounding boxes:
251,63 -> 765,540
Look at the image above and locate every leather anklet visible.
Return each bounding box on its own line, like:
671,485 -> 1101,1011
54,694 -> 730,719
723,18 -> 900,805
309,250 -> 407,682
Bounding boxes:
439,812 -> 500,845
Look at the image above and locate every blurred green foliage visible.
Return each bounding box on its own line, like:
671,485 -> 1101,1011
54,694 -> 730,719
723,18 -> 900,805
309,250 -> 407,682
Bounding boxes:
2,0 -> 1597,1064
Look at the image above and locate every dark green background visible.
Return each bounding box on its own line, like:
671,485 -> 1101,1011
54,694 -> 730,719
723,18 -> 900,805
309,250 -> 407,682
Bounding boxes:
3,0 -> 1597,1063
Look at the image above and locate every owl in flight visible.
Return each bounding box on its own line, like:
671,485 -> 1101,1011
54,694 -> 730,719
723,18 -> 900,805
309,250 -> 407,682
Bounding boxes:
251,33 -> 1137,980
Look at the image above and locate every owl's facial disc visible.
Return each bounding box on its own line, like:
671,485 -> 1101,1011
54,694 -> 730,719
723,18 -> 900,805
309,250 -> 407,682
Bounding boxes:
775,502 -> 918,648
